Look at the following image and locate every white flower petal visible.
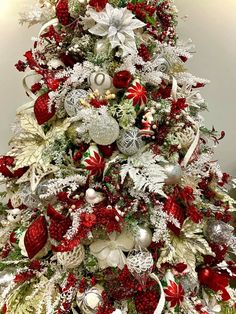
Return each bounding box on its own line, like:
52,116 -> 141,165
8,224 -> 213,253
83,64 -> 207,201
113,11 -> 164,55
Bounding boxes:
89,24 -> 108,36
107,249 -> 122,267
90,239 -> 109,253
116,230 -> 134,251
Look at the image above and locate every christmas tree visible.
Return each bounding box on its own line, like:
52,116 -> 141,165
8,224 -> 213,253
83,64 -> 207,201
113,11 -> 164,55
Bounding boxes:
0,0 -> 235,313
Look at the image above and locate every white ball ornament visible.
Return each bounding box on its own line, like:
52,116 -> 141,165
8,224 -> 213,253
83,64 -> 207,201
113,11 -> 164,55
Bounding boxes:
64,89 -> 88,117
57,245 -> 85,269
135,225 -> 152,248
94,39 -> 110,54
164,163 -> 183,185
76,284 -> 104,314
89,114 -> 120,145
116,127 -> 144,156
88,72 -> 113,95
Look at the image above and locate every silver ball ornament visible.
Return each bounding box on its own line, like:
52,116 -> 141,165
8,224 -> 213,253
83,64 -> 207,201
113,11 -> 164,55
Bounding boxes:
116,127 -> 144,156
204,219 -> 233,244
88,72 -> 113,95
89,114 -> 120,145
164,163 -> 183,185
135,225 -> 152,248
64,89 -> 88,117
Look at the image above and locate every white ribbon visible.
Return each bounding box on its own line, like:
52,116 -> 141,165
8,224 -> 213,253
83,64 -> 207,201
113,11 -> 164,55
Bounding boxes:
22,70 -> 39,100
182,125 -> 200,168
150,273 -> 166,314
171,76 -> 178,102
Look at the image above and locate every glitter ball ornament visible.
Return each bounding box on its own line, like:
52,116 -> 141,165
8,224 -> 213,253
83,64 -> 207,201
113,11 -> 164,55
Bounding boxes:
180,274 -> 199,295
116,127 -> 144,156
94,39 -> 110,55
89,114 -> 119,145
127,247 -> 154,286
64,89 -> 88,117
34,92 -> 56,125
76,284 -> 104,314
57,244 -> 85,269
88,72 -> 113,95
135,225 -> 152,248
204,219 -> 234,244
164,163 -> 183,185
24,216 -> 48,259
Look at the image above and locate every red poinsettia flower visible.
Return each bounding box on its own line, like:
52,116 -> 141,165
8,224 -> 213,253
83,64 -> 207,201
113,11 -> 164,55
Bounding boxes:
164,281 -> 184,307
84,151 -> 105,176
127,82 -> 148,106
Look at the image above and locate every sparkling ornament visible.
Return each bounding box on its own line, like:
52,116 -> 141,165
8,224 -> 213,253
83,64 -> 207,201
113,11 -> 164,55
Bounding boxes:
88,72 -> 113,95
135,225 -> 152,248
64,89 -> 88,117
57,244 -> 85,269
180,274 -> 199,295
24,216 -> 48,259
85,188 -> 105,204
81,144 -> 105,176
89,114 -> 119,145
76,284 -> 104,314
116,127 -> 144,156
34,92 -> 56,125
204,219 -> 234,244
164,163 -> 183,185
127,247 -> 154,286
6,208 -> 21,223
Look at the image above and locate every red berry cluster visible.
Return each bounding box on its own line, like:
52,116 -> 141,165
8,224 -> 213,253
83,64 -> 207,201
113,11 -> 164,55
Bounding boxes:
127,2 -> 156,21
56,0 -> 70,26
138,43 -> 151,61
134,290 -> 159,314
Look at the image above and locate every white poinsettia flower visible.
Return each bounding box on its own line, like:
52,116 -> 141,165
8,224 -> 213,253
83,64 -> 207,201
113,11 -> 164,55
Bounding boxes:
87,4 -> 145,56
90,230 -> 134,269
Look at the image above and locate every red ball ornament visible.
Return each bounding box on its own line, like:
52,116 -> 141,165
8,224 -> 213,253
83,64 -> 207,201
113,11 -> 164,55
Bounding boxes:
24,216 -> 48,259
198,267 -> 212,285
113,70 -> 132,89
98,144 -> 115,158
34,93 -> 56,125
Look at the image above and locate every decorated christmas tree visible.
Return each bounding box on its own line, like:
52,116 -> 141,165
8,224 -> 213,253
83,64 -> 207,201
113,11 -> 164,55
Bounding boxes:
0,0 -> 235,313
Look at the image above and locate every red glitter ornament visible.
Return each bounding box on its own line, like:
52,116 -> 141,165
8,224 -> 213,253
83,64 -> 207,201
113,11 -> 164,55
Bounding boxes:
24,216 -> 48,259
138,44 -> 151,61
34,92 -> 56,125
113,70 -> 132,89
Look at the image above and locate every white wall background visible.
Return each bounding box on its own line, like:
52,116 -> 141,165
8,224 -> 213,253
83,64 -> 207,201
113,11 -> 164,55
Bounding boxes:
0,0 -> 235,175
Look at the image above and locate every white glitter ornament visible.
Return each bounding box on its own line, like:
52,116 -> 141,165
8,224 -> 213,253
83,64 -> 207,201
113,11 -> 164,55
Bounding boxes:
57,245 -> 85,269
164,163 -> 183,185
76,284 -> 104,314
88,72 -> 113,95
89,114 -> 119,145
135,225 -> 152,248
116,127 -> 144,156
64,89 -> 88,117
127,247 -> 154,286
